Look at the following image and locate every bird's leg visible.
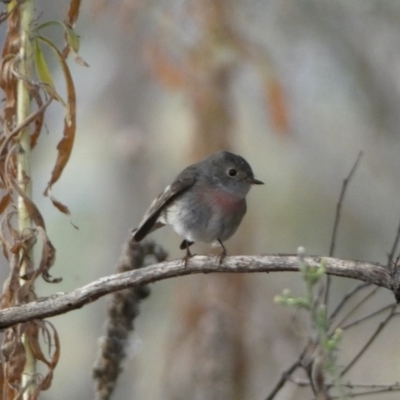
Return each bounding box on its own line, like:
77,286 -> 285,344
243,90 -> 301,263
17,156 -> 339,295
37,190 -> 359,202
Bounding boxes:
217,239 -> 227,264
181,240 -> 195,267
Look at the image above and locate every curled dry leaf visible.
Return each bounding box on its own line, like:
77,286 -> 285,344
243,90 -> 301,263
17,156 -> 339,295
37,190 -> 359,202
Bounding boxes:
0,192 -> 11,215
1,7 -> 19,124
0,255 -> 19,307
8,169 -> 45,232
0,55 -> 17,122
62,26 -> 89,66
1,209 -> 19,260
65,0 -> 81,28
0,91 -> 53,159
30,321 -> 60,393
22,198 -> 45,230
38,37 -> 77,204
2,327 -> 27,390
9,173 -> 60,283
46,188 -> 78,229
35,226 -> 60,284
29,86 -> 45,149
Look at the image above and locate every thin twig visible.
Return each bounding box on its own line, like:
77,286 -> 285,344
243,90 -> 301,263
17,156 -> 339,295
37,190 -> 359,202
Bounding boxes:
340,382 -> 400,389
329,282 -> 370,322
325,152 -> 363,306
328,386 -> 400,399
264,357 -> 303,400
387,223 -> 400,301
387,219 -> 400,268
340,304 -> 397,377
291,377 -> 400,390
341,303 -> 397,331
330,286 -> 379,332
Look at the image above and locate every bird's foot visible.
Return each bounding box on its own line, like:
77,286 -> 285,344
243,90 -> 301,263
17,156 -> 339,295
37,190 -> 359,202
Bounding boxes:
183,248 -> 196,268
216,251 -> 227,265
216,239 -> 227,265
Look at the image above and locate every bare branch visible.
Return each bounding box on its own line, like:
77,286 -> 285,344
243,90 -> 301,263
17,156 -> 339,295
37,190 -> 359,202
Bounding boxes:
330,286 -> 379,332
329,282 -> 371,322
264,357 -> 303,400
326,152 -> 363,305
292,378 -> 400,399
328,385 -> 400,399
387,219 -> 400,267
340,304 -> 397,377
341,303 -> 397,331
0,254 -> 391,330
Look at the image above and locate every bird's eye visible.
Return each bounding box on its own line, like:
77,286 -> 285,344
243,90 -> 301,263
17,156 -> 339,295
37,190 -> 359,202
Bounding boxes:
228,168 -> 237,177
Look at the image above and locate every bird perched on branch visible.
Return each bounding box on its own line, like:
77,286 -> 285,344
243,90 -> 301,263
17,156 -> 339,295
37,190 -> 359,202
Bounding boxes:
132,151 -> 263,262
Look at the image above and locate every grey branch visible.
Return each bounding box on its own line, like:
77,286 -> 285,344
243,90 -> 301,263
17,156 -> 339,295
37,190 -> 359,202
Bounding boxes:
0,255 -> 392,329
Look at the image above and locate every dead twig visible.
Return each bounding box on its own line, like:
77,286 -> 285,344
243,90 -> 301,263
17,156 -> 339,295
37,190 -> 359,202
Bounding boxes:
330,286 -> 379,332
329,282 -> 371,322
387,219 -> 400,268
340,304 -> 397,377
341,303 -> 397,331
325,152 -> 363,306
264,357 -> 303,400
0,254 -> 390,330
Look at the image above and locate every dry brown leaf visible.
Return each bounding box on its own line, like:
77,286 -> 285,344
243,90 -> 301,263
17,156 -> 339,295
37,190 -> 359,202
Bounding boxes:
29,321 -> 60,393
0,193 -> 11,216
65,0 -> 81,28
1,257 -> 20,309
22,198 -> 45,230
1,7 -> 19,127
29,87 -> 45,149
0,56 -> 17,122
0,93 -> 53,159
35,226 -> 60,283
25,323 -> 45,362
3,327 -> 26,389
46,188 -> 78,229
6,208 -> 19,242
63,0 -> 84,62
38,37 -> 76,199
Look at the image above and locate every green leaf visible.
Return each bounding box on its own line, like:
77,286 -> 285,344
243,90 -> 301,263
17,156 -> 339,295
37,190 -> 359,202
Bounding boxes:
65,26 -> 80,53
35,20 -> 63,31
35,20 -> 89,66
33,38 -> 65,106
34,39 -> 55,91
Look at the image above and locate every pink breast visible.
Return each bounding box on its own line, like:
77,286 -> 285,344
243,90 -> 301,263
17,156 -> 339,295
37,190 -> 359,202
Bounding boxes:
206,189 -> 244,212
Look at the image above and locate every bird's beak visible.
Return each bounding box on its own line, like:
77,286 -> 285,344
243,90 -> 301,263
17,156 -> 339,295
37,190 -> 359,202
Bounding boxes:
249,177 -> 264,185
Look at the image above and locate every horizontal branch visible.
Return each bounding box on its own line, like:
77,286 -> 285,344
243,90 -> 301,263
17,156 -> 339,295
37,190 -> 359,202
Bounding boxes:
0,254 -> 392,329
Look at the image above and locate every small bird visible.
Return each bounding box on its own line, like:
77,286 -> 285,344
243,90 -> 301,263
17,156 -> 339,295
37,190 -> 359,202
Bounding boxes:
132,151 -> 263,262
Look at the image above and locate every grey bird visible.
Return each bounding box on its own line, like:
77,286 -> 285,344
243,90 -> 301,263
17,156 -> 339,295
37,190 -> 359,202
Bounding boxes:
133,151 -> 263,261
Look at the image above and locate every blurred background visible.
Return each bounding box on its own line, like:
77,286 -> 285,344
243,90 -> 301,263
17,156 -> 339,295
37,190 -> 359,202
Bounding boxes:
4,0 -> 400,399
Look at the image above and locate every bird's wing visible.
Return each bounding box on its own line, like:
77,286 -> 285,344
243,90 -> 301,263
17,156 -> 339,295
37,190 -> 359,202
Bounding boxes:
133,172 -> 196,242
